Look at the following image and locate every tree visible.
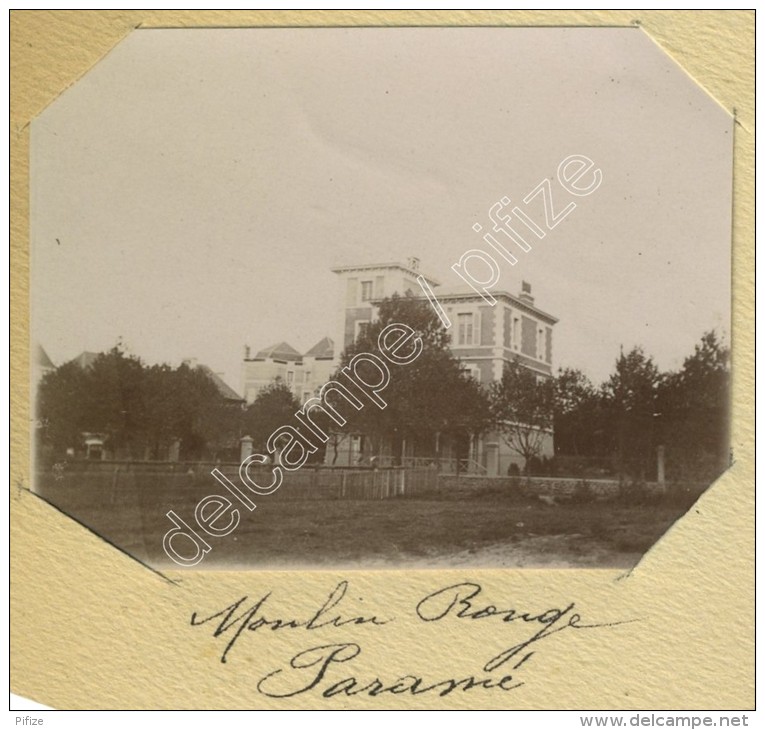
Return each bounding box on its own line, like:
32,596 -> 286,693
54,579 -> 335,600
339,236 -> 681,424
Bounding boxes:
552,367 -> 600,457
336,293 -> 493,463
490,357 -> 554,473
77,347 -> 148,457
37,347 -> 147,457
37,361 -> 91,454
142,363 -> 183,458
658,331 -> 730,480
143,362 -> 233,460
324,429 -> 350,466
601,346 -> 660,480
548,334 -> 730,484
243,381 -> 302,454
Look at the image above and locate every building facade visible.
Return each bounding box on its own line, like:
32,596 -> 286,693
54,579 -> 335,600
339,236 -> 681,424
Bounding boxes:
241,338 -> 337,406
242,258 -> 558,475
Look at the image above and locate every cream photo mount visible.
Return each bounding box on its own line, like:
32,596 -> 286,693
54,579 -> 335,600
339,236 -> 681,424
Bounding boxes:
10,10 -> 754,710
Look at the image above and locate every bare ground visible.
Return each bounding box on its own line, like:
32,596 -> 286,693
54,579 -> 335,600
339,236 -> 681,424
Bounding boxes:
34,474 -> 700,571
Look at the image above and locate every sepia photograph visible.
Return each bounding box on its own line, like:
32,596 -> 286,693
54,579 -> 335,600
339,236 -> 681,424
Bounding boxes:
30,26 -> 732,572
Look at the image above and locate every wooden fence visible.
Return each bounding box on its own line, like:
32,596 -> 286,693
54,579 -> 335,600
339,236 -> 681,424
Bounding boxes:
36,461 -> 440,502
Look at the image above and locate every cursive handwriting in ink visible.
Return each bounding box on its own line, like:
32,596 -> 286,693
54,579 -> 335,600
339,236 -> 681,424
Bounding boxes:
189,579 -> 634,699
416,582 -> 636,672
256,643 -> 523,699
190,580 -> 392,663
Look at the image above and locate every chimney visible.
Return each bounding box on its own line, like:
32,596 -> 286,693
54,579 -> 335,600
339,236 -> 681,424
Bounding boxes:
407,256 -> 420,272
519,281 -> 535,305
244,345 -> 251,360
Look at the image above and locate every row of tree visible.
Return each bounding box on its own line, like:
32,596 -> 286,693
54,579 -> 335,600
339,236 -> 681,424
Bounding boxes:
36,295 -> 730,483
518,331 -> 730,481
38,351 -> 322,463
335,296 -> 730,482
37,352 -> 240,461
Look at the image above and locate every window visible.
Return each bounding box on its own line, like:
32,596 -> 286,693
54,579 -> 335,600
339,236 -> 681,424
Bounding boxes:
286,370 -> 294,386
537,328 -> 545,360
513,317 -> 520,350
463,364 -> 481,382
457,312 -> 474,345
351,434 -> 363,462
355,320 -> 371,340
304,370 -> 311,383
361,280 -> 373,302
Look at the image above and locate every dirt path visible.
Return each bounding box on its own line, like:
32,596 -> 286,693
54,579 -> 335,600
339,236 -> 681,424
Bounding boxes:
206,534 -> 642,571
345,534 -> 640,570
416,535 -> 640,569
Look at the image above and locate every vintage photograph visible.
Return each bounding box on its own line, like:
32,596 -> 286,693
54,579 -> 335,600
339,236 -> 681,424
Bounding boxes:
30,26 -> 732,571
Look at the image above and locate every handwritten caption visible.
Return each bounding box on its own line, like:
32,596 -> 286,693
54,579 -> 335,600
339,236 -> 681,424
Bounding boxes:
190,580 -> 632,699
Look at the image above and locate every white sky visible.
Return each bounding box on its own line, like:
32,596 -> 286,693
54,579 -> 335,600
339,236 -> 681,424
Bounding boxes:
31,27 -> 732,391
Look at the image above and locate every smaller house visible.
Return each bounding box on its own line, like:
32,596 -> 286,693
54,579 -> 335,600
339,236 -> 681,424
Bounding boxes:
241,337 -> 336,405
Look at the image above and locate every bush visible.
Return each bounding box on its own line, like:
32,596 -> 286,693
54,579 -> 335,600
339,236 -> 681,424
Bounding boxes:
527,456 -> 543,475
569,480 -> 596,504
617,480 -> 657,507
509,480 -> 532,502
548,455 -> 617,479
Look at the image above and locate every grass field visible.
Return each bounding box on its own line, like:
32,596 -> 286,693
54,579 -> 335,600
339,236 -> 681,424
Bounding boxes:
33,470 -> 705,571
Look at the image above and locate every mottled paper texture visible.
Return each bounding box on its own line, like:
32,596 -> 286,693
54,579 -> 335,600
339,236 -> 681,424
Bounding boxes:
10,10 -> 754,709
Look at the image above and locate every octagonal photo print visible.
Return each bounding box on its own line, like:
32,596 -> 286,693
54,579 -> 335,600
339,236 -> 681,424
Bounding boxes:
30,27 -> 732,571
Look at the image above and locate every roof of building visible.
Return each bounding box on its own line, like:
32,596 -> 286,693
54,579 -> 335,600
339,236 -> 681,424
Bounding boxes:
255,341 -> 303,362
196,364 -> 244,402
330,260 -> 440,287
434,287 -> 558,325
36,344 -> 55,370
304,336 -> 334,359
71,351 -> 100,369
